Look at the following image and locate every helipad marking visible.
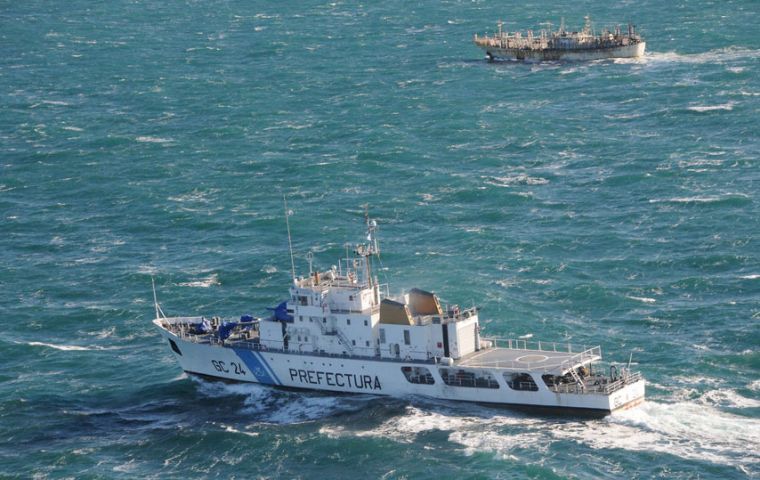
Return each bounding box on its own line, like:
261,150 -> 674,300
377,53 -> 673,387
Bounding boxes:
516,354 -> 549,363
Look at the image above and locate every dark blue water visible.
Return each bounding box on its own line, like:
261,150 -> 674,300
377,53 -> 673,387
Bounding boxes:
1,0 -> 758,478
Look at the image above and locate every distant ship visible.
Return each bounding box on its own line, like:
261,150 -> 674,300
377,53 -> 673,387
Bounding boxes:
474,16 -> 645,62
154,212 -> 645,416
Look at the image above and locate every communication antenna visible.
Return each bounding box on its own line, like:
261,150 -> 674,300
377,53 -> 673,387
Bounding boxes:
151,276 -> 165,319
284,196 -> 296,282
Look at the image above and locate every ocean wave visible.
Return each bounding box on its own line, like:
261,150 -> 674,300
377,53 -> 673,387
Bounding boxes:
696,388 -> 760,409
645,47 -> 760,65
22,341 -> 118,351
193,378 -> 374,424
137,265 -> 159,275
135,136 -> 174,144
648,193 -> 750,205
316,395 -> 759,473
686,102 -> 735,113
178,274 -> 220,288
484,174 -> 549,187
220,424 -> 260,437
626,295 -> 656,303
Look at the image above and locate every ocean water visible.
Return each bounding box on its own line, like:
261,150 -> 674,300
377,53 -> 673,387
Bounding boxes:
1,0 -> 759,478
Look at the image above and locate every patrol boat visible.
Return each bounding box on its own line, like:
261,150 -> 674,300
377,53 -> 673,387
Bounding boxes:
153,215 -> 645,415
474,16 -> 645,62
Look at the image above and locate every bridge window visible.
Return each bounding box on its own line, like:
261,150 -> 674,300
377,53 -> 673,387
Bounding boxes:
505,372 -> 538,391
402,366 -> 435,385
439,368 -> 499,389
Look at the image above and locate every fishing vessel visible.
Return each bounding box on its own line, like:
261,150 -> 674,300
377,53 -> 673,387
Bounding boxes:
153,213 -> 645,415
474,16 -> 645,62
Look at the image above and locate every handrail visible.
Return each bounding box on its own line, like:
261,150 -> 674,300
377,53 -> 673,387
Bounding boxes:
483,337 -> 600,357
169,326 -> 436,364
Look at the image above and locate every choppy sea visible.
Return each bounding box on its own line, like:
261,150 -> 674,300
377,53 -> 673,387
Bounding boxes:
2,0 -> 759,478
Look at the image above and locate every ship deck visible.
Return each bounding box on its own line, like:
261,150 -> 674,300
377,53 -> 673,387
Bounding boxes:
457,340 -> 601,373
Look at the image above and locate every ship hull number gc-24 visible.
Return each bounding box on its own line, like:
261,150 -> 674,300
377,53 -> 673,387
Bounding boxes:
211,360 -> 247,375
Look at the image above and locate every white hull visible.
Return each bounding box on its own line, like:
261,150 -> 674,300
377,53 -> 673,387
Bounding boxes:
480,42 -> 645,62
158,323 -> 645,414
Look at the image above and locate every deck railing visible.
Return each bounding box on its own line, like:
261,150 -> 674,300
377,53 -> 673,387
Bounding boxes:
548,370 -> 643,395
166,324 -> 438,364
483,337 -> 599,357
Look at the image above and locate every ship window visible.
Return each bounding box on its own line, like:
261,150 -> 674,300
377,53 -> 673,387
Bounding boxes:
379,328 -> 386,344
364,320 -> 368,326
352,340 -> 356,346
349,295 -> 354,301
347,319 -> 351,325
401,366 -> 435,385
439,368 -> 499,389
299,316 -> 303,322
298,296 -> 308,306
505,372 -> 538,391
297,335 -> 301,341
403,330 -> 410,345
304,336 -> 308,342
365,341 -> 370,347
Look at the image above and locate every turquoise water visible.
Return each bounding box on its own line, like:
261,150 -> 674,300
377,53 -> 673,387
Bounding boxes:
2,0 -> 758,478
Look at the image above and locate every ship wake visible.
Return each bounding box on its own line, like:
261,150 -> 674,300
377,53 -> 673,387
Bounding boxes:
319,392 -> 760,475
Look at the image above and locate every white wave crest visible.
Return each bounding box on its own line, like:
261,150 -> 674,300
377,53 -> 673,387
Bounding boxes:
696,389 -> 760,408
627,295 -> 656,303
485,174 -> 549,187
645,47 -> 760,65
687,102 -> 735,112
220,424 -> 260,437
24,341 -> 116,351
193,379 -> 371,424
316,397 -> 759,473
580,401 -> 760,469
178,274 -> 220,288
136,136 -> 173,144
649,193 -> 750,204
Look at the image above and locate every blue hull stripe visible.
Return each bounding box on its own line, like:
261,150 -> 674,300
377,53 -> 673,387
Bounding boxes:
234,349 -> 278,385
253,351 -> 282,385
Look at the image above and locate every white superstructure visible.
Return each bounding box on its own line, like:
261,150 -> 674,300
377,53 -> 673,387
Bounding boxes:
154,214 -> 645,415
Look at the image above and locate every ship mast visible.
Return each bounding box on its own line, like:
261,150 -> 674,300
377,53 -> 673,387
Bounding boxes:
355,206 -> 379,289
284,196 -> 296,283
